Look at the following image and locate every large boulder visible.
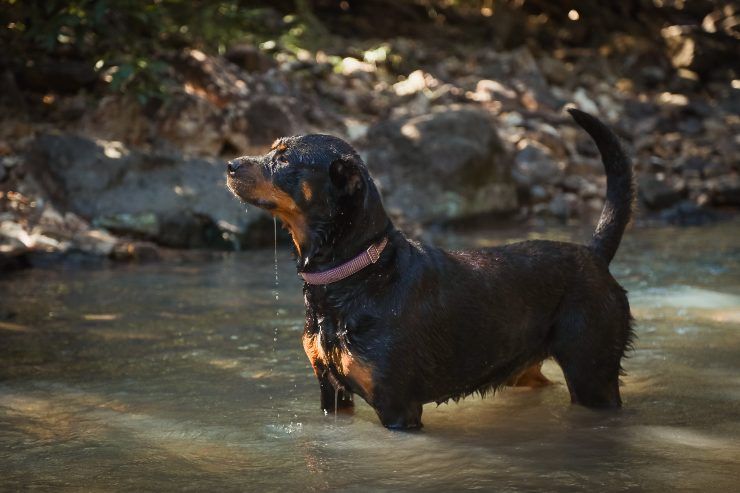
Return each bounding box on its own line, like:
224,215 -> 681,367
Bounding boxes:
26,134 -> 261,249
364,106 -> 517,224
639,175 -> 686,210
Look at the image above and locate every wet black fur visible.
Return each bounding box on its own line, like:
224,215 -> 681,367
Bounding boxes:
227,109 -> 635,430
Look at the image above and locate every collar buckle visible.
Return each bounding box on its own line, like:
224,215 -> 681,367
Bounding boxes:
367,244 -> 380,263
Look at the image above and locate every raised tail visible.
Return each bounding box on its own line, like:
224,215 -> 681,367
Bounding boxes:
568,108 -> 634,265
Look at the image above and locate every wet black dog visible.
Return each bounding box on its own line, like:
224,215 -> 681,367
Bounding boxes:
226,109 -> 634,429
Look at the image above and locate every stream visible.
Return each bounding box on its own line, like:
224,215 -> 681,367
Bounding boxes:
1,222 -> 738,491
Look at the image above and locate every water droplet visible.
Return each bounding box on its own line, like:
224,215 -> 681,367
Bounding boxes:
270,216 -> 281,422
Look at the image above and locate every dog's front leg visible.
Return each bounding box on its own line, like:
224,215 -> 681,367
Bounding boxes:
302,327 -> 354,414
373,395 -> 423,430
318,368 -> 354,414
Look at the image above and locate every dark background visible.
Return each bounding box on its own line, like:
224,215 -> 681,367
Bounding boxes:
0,0 -> 738,267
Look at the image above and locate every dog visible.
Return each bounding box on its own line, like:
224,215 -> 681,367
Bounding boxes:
226,108 -> 634,430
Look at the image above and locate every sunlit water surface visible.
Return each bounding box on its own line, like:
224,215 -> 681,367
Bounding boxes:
1,223 -> 739,491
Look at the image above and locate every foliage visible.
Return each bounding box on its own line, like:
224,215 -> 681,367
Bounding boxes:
1,0 -> 282,102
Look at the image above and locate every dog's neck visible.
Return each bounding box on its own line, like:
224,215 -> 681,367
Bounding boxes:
297,195 -> 392,275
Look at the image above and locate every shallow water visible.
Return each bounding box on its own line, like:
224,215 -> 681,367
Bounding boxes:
1,222 -> 739,491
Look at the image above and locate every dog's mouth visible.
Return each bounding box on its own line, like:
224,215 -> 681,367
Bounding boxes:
226,174 -> 278,210
226,164 -> 309,254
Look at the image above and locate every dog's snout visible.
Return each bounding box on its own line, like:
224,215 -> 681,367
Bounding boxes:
227,160 -> 241,174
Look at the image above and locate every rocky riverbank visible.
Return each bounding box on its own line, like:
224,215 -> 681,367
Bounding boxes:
1,2 -> 738,267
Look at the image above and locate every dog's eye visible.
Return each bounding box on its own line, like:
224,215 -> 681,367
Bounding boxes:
277,154 -> 289,164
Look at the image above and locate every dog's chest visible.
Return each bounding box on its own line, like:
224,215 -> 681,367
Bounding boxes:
303,301 -> 375,399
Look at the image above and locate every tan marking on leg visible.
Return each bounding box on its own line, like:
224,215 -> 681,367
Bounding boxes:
507,361 -> 553,388
303,332 -> 374,399
302,333 -> 326,376
301,182 -> 313,202
339,351 -> 374,400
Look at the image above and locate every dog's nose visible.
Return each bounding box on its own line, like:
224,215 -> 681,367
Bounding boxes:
227,160 -> 241,174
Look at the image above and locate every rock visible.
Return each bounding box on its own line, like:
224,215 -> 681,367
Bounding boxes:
339,57 -> 375,76
345,120 -> 369,141
0,220 -> 64,252
157,212 -> 235,249
393,70 -> 436,97
156,94 -> 228,156
111,241 -> 161,262
77,95 -> 151,149
75,229 -> 120,256
561,175 -> 586,194
0,221 -> 30,250
573,88 -> 599,115
27,134 -> 259,249
468,79 -> 518,103
679,156 -> 707,177
679,157 -> 729,180
0,153 -> 20,177
478,47 -> 561,110
94,213 -> 159,238
639,175 -> 685,210
224,44 -> 275,72
537,56 -> 570,86
529,185 -> 550,203
16,59 -> 98,93
513,139 -> 562,188
364,105 -> 517,223
242,96 -> 296,148
660,25 -> 740,79
706,176 -> 740,207
677,117 -> 704,135
80,49 -> 312,156
547,193 -> 570,220
659,201 -> 718,226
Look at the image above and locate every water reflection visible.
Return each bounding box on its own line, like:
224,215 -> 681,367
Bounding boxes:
1,222 -> 739,490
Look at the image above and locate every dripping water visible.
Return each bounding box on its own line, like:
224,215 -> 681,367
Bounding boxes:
334,387 -> 339,423
270,216 -> 280,419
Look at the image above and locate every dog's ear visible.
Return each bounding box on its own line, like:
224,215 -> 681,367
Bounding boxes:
329,155 -> 364,197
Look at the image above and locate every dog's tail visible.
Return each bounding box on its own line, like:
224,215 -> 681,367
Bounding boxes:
568,108 -> 634,265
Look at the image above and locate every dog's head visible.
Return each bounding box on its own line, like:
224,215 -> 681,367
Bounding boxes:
226,134 -> 389,267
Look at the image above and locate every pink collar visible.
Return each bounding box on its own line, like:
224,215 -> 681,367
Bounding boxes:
300,237 -> 388,285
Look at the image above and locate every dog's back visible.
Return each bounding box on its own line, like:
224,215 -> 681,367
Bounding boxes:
376,109 -> 635,411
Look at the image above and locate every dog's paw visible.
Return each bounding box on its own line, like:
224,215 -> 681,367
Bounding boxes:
375,401 -> 423,430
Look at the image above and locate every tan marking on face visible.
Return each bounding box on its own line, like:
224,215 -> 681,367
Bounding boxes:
301,182 -> 313,202
227,165 -> 307,253
249,180 -> 308,256
270,139 -> 287,152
